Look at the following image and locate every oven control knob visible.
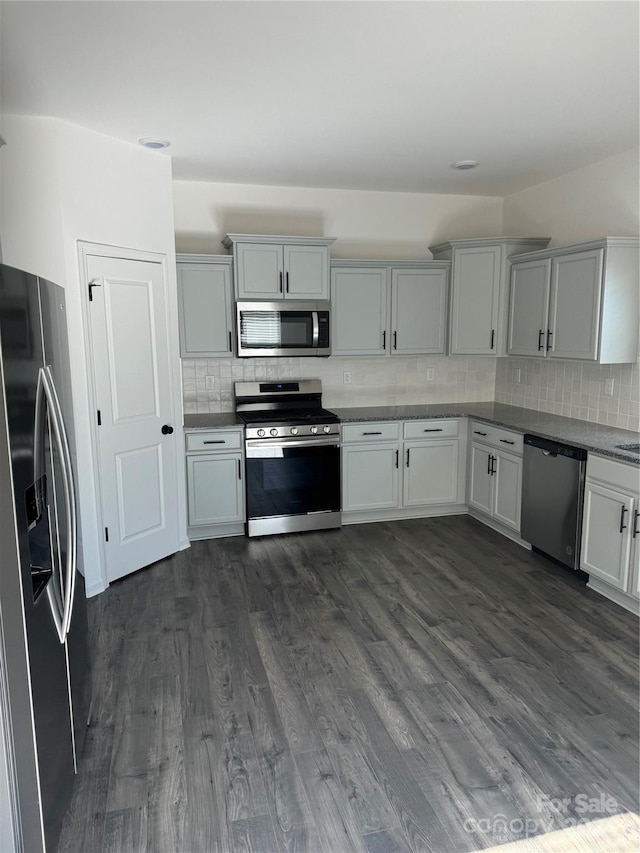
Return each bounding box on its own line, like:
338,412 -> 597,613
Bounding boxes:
323,425 -> 332,434
270,428 -> 278,437
310,425 -> 318,434
290,427 -> 298,435
257,429 -> 266,437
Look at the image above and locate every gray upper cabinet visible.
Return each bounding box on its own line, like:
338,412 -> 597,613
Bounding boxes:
176,254 -> 234,358
507,258 -> 552,356
391,268 -> 447,355
222,234 -> 335,300
331,260 -> 450,357
429,237 -> 551,357
508,237 -> 640,363
331,266 -> 388,356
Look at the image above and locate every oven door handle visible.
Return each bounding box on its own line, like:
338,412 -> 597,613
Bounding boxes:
312,311 -> 320,348
246,438 -> 340,452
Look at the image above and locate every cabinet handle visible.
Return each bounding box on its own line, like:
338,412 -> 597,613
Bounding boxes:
363,431 -> 382,435
487,453 -> 492,475
489,455 -> 496,475
238,459 -> 242,480
474,430 -> 488,436
633,509 -> 639,538
382,330 -> 386,350
538,329 -> 544,351
228,330 -> 232,352
395,449 -> 399,468
546,330 -> 553,351
286,271 -> 289,293
499,439 -> 515,445
279,271 -> 283,293
393,331 -> 397,350
204,439 -> 226,444
490,329 -> 495,350
406,448 -> 410,468
424,428 -> 443,432
620,504 -> 628,533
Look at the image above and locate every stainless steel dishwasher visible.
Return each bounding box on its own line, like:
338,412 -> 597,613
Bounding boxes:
521,435 -> 587,570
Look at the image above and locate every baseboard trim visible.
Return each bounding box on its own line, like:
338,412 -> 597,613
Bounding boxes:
587,577 -> 640,615
467,508 -> 531,549
342,504 -> 467,526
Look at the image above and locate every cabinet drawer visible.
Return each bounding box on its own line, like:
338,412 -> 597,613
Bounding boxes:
185,430 -> 243,452
342,422 -> 399,443
404,419 -> 459,440
587,453 -> 640,494
469,421 -> 523,455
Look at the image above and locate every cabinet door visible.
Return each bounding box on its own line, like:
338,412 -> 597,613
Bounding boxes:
468,443 -> 493,515
549,250 -> 603,360
391,269 -> 447,355
342,443 -> 399,511
331,268 -> 388,356
507,259 -> 551,357
177,263 -> 233,357
450,246 -> 501,355
581,482 -> 632,590
235,243 -> 284,299
187,453 -> 244,526
283,245 -> 329,300
492,449 -> 522,532
403,440 -> 458,506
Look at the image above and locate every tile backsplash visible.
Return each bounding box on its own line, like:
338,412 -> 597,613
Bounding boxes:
182,354 -> 640,434
495,358 -> 640,432
182,356 -> 498,413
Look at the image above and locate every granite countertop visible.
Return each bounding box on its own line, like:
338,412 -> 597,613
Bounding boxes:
184,403 -> 640,465
183,413 -> 243,430
332,402 -> 640,465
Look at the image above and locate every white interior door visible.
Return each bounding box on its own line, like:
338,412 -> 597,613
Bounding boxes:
87,255 -> 179,583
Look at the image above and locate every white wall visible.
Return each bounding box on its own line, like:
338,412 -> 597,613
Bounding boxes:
0,115 -> 184,596
173,180 -> 504,258
502,148 -> 640,246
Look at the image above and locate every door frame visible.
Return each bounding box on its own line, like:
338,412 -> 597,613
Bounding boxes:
77,241 -> 189,593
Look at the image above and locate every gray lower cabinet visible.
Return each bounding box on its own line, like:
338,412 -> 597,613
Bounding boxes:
177,254 -> 234,357
331,260 -> 449,357
581,454 -> 639,614
508,238 -> 640,363
467,421 -> 523,536
429,237 -> 550,356
341,419 -> 466,522
185,429 -> 245,540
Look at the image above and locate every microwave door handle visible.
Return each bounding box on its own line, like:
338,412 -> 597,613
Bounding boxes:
312,312 -> 320,348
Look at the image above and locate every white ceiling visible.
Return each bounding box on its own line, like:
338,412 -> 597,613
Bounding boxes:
1,1 -> 638,196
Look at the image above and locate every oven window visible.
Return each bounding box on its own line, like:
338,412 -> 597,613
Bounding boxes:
246,445 -> 340,519
240,311 -> 314,349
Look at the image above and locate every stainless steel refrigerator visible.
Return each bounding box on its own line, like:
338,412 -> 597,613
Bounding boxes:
0,265 -> 90,852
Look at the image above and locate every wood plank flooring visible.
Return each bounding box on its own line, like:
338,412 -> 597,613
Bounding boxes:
58,516 -> 639,852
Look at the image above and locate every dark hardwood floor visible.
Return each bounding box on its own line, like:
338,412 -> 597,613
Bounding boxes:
58,516 -> 639,853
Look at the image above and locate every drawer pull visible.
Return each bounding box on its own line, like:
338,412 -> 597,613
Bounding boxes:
499,439 -> 515,445
204,439 -> 226,444
474,430 -> 488,436
363,431 -> 382,436
620,505 -> 628,533
423,428 -> 443,432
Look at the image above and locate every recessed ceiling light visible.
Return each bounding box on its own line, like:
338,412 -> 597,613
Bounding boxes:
451,160 -> 479,170
138,137 -> 171,150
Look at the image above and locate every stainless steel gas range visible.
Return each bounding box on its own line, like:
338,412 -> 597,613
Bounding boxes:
235,379 -> 341,537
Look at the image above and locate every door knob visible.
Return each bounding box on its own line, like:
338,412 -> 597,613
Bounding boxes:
161,424 -> 174,435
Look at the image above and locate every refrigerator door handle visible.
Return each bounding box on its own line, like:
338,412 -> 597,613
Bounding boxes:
39,367 -> 77,641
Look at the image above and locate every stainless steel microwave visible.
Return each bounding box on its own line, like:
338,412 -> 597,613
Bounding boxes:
236,301 -> 331,357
